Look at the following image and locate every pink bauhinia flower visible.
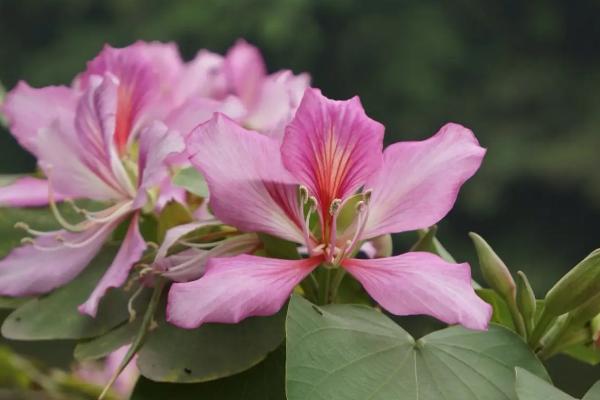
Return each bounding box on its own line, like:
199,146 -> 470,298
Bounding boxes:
169,39 -> 310,138
0,42 -> 184,316
168,88 -> 492,331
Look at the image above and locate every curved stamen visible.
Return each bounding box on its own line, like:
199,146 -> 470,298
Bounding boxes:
14,222 -> 56,237
341,199 -> 369,260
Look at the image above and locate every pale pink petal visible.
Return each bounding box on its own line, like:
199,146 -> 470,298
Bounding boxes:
155,220 -> 220,260
161,233 -> 260,282
244,71 -> 310,137
0,177 -> 68,207
224,39 -> 266,106
0,82 -> 77,155
79,214 -> 146,316
362,123 -> 485,239
35,120 -> 124,201
167,255 -> 319,328
133,121 -> 185,209
342,252 -> 492,330
282,88 -> 384,211
187,114 -> 305,243
164,95 -> 245,138
174,49 -> 227,102
0,221 -> 118,296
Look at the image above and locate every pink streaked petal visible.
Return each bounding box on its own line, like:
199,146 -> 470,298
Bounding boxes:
1,82 -> 77,156
36,120 -> 124,201
342,252 -> 492,331
362,123 -> 486,239
282,88 -> 384,211
77,42 -> 183,152
224,39 -> 266,106
244,71 -> 311,138
0,221 -> 117,297
0,177 -> 68,207
75,76 -> 136,198
167,255 -> 319,328
133,121 -> 185,209
187,114 -> 305,243
79,214 -> 146,317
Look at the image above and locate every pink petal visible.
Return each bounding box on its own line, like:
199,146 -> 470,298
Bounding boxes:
224,39 -> 266,106
187,114 -> 305,243
281,88 -> 384,211
76,42 -> 183,153
155,221 -> 220,260
133,121 -> 185,208
164,95 -> 245,138
167,255 -> 319,328
362,123 -> 486,239
0,221 -> 117,297
79,214 -> 146,316
244,70 -> 310,137
174,49 -> 227,102
0,177 -> 68,207
0,82 -> 77,156
74,76 -> 136,198
35,120 -> 124,201
342,252 -> 492,330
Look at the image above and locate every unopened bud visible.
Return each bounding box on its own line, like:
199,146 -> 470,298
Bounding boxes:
516,271 -> 536,333
545,248 -> 600,316
469,232 -> 516,302
592,314 -> 600,348
364,234 -> 393,258
568,292 -> 600,327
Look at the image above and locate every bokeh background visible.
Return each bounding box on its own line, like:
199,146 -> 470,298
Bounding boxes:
1,0 -> 599,396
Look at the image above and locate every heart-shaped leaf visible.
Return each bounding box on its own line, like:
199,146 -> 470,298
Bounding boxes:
1,246 -> 130,340
515,367 -> 575,400
130,346 -> 285,400
583,382 -> 600,400
286,295 -> 549,400
136,307 -> 285,383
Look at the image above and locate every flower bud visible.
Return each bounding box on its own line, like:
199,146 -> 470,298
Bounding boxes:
568,292 -> 600,327
592,314 -> 600,348
364,234 -> 393,258
469,232 -> 515,302
545,249 -> 600,316
516,271 -> 536,333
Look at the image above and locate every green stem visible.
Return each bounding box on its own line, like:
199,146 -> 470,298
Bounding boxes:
300,273 -> 319,303
319,268 -> 332,305
329,268 -> 347,303
98,278 -> 166,400
528,308 -> 558,350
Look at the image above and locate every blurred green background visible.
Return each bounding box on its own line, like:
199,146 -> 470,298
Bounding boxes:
0,0 -> 599,396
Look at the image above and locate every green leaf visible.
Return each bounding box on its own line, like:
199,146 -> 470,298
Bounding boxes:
0,200 -> 104,258
259,233 -> 300,260
583,382 -> 600,400
130,346 -> 286,400
1,246 -> 130,340
74,318 -> 142,361
172,167 -> 209,197
0,296 -> 30,309
136,307 -> 286,383
477,288 -> 516,330
286,295 -> 549,400
156,201 -> 193,242
515,367 -> 575,400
